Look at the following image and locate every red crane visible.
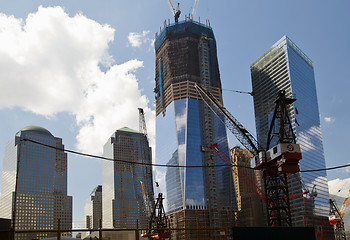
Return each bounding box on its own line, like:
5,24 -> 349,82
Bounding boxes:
329,199 -> 346,240
195,83 -> 303,227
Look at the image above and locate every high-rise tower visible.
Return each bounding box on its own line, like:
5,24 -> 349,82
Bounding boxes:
82,185 -> 102,239
102,127 -> 154,230
250,36 -> 330,227
230,147 -> 264,227
0,126 -> 72,240
155,20 -> 237,238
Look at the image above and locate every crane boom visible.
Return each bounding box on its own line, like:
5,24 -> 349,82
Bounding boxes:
340,189 -> 350,218
191,0 -> 199,19
138,108 -> 148,140
194,83 -> 262,155
167,0 -> 176,15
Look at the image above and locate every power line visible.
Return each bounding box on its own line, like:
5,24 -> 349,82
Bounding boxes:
21,138 -> 349,173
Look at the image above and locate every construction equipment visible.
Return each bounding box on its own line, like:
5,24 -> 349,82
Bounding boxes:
191,0 -> 199,19
329,199 -> 346,240
328,189 -> 349,240
167,0 -> 181,23
339,189 -> 350,220
140,181 -> 153,218
138,108 -> 148,140
195,84 -> 302,227
195,83 -> 261,155
258,90 -> 302,226
142,193 -> 169,239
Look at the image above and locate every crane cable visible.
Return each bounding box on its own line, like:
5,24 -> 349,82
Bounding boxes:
20,138 -> 347,173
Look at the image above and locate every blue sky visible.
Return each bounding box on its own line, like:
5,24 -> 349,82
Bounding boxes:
0,0 -> 349,227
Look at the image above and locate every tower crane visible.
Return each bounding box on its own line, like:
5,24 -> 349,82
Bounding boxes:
195,83 -> 303,227
329,199 -> 346,240
329,189 -> 350,240
138,108 -> 148,140
142,193 -> 170,239
167,0 -> 181,23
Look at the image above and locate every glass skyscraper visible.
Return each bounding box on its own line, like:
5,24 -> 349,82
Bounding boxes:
250,36 -> 330,227
102,127 -> 154,229
155,20 -> 237,237
0,126 -> 72,240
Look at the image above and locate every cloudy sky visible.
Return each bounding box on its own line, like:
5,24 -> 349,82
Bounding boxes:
0,0 -> 349,227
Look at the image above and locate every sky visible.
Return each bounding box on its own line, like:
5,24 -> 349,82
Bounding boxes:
0,0 -> 349,228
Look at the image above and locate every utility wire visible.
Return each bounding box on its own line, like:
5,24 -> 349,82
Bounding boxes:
21,138 -> 349,173
222,88 -> 253,96
21,138 -> 243,169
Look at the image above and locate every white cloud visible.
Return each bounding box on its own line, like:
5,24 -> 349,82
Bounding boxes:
328,178 -> 350,198
324,117 -> 336,123
0,6 -> 154,154
127,30 -> 151,48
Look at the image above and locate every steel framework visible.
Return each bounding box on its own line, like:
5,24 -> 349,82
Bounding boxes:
329,199 -> 346,240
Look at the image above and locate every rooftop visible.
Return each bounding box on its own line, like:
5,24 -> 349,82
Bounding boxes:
118,127 -> 140,134
19,126 -> 53,137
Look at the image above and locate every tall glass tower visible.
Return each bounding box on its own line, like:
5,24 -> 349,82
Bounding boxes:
102,127 -> 154,229
155,20 -> 237,236
0,126 -> 72,240
250,36 -> 330,227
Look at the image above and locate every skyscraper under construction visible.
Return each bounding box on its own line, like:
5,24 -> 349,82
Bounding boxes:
155,19 -> 237,238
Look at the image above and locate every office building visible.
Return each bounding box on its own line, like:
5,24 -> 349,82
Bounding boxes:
250,36 -> 330,227
102,127 -> 154,229
81,185 -> 102,239
0,126 -> 72,240
155,19 -> 237,238
230,146 -> 264,227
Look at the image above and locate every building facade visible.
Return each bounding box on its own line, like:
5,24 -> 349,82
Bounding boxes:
250,36 -> 330,227
82,185 -> 102,239
155,20 -> 237,238
0,126 -> 72,240
230,147 -> 265,227
102,127 -> 154,229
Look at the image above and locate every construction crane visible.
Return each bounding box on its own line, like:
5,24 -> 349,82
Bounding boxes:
167,0 -> 181,23
329,189 -> 350,240
258,90 -> 302,227
140,181 -> 153,218
195,83 -> 302,227
142,193 -> 169,239
191,0 -> 199,20
195,83 -> 262,155
329,199 -> 346,240
138,108 -> 148,140
339,189 -> 350,220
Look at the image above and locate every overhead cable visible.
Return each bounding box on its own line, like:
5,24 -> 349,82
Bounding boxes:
21,138 -> 348,173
